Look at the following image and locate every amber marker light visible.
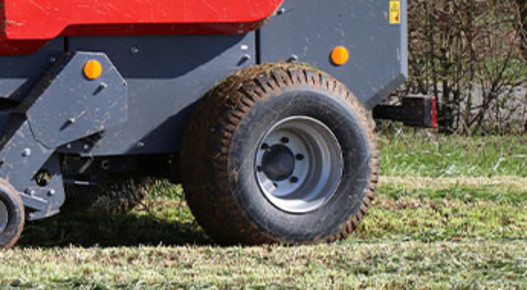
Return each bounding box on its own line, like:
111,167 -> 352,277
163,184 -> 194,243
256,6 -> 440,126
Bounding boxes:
83,60 -> 103,80
331,46 -> 350,66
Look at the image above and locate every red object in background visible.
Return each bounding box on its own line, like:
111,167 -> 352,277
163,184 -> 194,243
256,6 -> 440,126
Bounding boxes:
0,0 -> 283,55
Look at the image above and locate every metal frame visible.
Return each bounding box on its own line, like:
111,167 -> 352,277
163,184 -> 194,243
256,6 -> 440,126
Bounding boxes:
0,0 -> 408,220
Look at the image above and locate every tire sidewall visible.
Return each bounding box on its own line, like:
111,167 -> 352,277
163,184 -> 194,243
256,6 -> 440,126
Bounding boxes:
0,184 -> 24,248
228,86 -> 374,241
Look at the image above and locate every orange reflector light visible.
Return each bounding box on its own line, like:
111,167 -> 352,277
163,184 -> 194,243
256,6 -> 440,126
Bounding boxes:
84,60 -> 103,80
331,46 -> 349,66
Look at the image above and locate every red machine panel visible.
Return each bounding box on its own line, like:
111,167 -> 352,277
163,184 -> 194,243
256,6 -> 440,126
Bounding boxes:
0,0 -> 283,54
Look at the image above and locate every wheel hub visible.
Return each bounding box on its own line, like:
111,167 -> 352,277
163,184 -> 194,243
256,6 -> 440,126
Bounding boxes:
0,201 -> 8,233
261,145 -> 296,181
255,116 -> 343,214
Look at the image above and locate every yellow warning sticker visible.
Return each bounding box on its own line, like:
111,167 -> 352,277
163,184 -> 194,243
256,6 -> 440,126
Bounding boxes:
389,0 -> 401,25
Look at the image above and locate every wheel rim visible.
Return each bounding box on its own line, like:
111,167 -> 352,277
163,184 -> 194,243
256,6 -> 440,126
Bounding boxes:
255,116 -> 343,213
0,200 -> 8,233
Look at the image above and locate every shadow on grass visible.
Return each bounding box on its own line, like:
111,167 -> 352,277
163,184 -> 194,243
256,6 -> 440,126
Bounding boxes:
18,212 -> 212,248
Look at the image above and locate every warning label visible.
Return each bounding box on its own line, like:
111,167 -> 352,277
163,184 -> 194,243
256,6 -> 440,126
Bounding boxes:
389,1 -> 401,25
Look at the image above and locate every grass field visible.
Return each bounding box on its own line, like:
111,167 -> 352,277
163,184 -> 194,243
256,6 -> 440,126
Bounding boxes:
1,132 -> 526,288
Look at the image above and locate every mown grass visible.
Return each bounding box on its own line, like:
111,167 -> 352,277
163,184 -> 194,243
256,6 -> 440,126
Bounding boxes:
1,241 -> 526,288
1,133 -> 526,288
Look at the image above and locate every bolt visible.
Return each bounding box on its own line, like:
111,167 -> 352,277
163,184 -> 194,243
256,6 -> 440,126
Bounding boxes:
22,148 -> 31,157
131,46 -> 140,54
99,82 -> 108,89
261,143 -> 269,150
136,141 -> 145,148
66,144 -> 72,149
290,176 -> 299,183
277,7 -> 286,15
281,137 -> 290,144
67,117 -> 76,124
48,189 -> 56,197
101,159 -> 110,170
296,154 -> 305,161
29,190 -> 37,196
49,57 -> 57,63
83,144 -> 90,151
242,53 -> 252,61
288,54 -> 299,63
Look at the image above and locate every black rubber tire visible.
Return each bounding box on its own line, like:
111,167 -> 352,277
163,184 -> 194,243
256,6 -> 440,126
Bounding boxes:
62,175 -> 151,214
181,63 -> 379,245
0,179 -> 25,249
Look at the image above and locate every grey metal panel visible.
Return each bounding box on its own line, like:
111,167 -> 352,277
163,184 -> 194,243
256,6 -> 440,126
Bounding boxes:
0,52 -> 127,219
26,52 -> 128,148
0,121 -> 54,191
64,34 -> 255,156
0,39 -> 64,101
259,0 -> 408,109
22,156 -> 65,220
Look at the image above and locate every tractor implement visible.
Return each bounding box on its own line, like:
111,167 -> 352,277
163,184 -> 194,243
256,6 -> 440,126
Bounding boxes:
0,0 -> 413,247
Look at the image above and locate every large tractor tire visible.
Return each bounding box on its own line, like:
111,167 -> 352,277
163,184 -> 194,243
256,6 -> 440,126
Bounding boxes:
62,175 -> 151,214
182,63 -> 379,245
0,179 -> 25,249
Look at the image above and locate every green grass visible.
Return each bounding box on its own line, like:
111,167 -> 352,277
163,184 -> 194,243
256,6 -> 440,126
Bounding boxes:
1,133 -> 527,288
379,133 -> 527,177
16,180 -> 527,247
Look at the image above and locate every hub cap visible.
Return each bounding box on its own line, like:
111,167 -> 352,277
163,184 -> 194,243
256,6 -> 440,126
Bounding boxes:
255,116 -> 343,213
0,200 -> 8,233
261,145 -> 296,181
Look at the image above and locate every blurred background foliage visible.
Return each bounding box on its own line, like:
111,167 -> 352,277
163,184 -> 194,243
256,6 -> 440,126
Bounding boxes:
390,0 -> 527,135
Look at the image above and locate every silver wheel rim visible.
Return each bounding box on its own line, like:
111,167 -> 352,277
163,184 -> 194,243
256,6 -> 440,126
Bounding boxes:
255,116 -> 343,213
0,201 -> 8,233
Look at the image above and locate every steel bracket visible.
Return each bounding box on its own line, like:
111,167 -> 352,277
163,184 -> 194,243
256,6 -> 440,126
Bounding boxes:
0,51 -> 128,219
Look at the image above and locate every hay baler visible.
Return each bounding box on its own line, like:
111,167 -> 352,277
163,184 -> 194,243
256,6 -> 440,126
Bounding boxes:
0,0 -> 428,247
